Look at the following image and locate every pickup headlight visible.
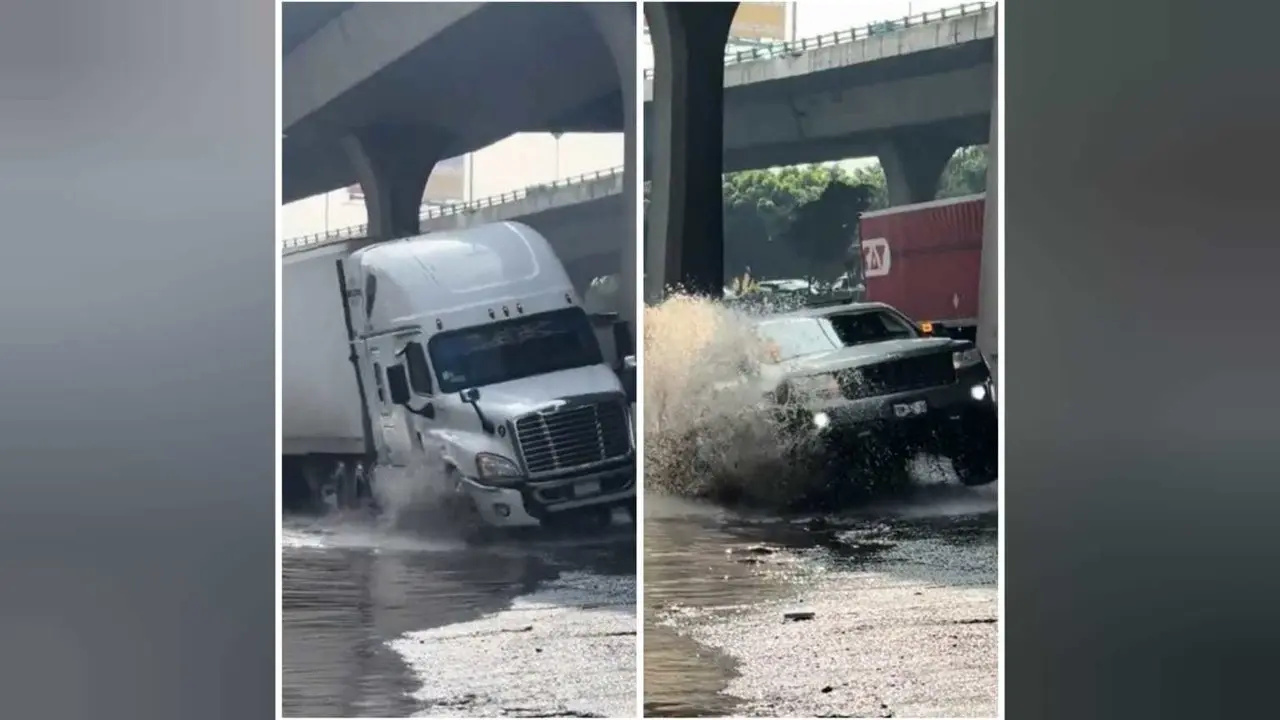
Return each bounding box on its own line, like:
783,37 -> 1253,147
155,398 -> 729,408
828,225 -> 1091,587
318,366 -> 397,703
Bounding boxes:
790,374 -> 842,401
475,453 -> 523,485
953,348 -> 985,369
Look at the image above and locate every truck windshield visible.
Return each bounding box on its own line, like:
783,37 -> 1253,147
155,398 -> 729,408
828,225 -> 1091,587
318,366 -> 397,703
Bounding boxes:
825,309 -> 919,346
428,307 -> 604,393
755,318 -> 841,361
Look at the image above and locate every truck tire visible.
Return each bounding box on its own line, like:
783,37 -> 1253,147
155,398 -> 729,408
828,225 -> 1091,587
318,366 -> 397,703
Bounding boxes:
336,463 -> 361,510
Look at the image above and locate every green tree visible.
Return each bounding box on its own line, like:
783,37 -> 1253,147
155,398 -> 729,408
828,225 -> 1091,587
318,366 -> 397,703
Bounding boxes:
785,180 -> 876,282
722,165 -> 850,279
843,163 -> 890,210
938,144 -> 988,198
641,145 -> 988,287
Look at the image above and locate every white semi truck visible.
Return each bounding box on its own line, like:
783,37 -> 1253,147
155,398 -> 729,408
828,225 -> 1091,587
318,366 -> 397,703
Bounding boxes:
282,221 -> 636,529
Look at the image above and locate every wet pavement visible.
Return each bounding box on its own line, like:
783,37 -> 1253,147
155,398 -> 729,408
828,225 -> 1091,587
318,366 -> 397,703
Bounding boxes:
282,517 -> 636,718
644,479 -> 998,718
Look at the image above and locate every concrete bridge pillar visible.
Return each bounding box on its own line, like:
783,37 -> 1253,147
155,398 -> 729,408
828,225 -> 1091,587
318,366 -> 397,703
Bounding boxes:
644,2 -> 738,301
342,126 -> 443,240
878,133 -> 958,206
976,10 -> 1000,373
586,3 -> 638,335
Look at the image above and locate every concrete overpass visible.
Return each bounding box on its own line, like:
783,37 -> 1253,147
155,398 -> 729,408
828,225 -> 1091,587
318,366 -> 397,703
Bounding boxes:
282,1 -> 637,329
282,166 -> 627,295
644,1 -> 998,365
644,2 -> 994,206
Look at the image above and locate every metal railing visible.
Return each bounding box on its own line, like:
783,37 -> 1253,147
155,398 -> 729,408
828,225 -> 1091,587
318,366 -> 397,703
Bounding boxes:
282,165 -> 624,252
642,2 -> 992,79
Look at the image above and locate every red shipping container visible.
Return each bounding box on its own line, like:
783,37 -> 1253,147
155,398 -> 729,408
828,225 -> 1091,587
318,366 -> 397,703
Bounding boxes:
858,193 -> 986,326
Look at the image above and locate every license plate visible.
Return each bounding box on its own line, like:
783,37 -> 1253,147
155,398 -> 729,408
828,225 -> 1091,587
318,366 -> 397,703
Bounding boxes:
574,480 -> 601,498
893,400 -> 928,418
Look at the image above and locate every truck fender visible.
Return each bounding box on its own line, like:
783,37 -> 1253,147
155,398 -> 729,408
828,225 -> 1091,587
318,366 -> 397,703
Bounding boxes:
428,432 -> 482,478
441,460 -> 462,491
439,447 -> 466,478
424,427 -> 511,479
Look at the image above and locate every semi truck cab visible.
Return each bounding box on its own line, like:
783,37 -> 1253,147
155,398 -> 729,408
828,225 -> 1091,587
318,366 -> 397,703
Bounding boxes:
340,222 -> 636,529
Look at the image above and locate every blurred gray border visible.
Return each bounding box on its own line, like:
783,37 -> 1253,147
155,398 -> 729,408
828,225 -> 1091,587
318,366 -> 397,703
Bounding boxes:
0,0 -> 275,717
1006,0 -> 1279,717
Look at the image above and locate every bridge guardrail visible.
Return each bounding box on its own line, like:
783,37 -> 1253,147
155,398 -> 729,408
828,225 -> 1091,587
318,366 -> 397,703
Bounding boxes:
282,165 -> 624,252
642,2 -> 992,80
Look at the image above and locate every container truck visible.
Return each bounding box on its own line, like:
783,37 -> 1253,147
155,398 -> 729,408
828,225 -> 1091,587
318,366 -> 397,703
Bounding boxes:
282,221 -> 637,530
834,194 -> 988,344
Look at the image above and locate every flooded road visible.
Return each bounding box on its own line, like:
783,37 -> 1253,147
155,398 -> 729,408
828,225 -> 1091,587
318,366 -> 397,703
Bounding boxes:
282,517 -> 636,718
644,481 -> 998,718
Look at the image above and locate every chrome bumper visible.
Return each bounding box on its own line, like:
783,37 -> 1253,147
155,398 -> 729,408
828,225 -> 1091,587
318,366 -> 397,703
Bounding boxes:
456,460 -> 636,528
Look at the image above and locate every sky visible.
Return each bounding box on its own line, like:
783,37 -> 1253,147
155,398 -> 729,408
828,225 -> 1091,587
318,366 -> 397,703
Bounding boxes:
792,0 -> 976,38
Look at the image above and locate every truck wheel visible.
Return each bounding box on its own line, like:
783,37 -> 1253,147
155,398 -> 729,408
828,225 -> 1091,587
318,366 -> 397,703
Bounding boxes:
336,463 -> 361,510
357,464 -> 379,513
951,447 -> 998,487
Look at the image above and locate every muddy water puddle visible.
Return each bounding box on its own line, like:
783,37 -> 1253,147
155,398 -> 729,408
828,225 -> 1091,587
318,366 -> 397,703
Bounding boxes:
282,517 -> 636,717
643,486 -> 998,717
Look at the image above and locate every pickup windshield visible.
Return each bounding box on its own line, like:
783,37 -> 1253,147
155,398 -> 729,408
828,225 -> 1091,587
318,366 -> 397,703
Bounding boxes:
755,317 -> 841,361
428,307 -> 603,393
825,309 -> 919,346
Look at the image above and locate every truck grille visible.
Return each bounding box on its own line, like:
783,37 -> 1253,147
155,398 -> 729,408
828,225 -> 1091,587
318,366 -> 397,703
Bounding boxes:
840,353 -> 956,399
514,399 -> 632,476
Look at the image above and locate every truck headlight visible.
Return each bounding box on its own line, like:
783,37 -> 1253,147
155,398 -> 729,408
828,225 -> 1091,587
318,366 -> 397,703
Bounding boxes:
953,348 -> 984,369
475,453 -> 523,485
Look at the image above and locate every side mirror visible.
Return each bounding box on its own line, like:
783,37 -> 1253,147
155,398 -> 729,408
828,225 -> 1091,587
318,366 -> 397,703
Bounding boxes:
386,364 -> 412,405
388,364 -> 436,419
458,387 -> 494,434
612,320 -> 634,359
618,355 -> 636,403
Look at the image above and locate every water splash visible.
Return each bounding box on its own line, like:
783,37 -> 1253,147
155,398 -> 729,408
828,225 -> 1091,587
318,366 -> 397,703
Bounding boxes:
643,292 -> 822,508
368,446 -> 494,539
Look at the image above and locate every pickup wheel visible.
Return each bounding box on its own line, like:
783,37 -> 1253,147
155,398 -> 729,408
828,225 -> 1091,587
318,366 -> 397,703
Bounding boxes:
951,446 -> 998,486
868,451 -> 915,495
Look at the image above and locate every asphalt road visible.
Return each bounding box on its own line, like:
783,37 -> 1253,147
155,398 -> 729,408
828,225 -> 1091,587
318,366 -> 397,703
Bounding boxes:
644,481 -> 998,718
282,517 -> 636,718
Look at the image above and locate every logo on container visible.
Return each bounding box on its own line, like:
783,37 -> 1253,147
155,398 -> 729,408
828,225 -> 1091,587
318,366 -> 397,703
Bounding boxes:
862,238 -> 891,277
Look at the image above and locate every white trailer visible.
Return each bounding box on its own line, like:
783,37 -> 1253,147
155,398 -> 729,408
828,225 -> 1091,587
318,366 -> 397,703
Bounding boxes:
283,238 -> 368,457
281,238 -> 380,508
